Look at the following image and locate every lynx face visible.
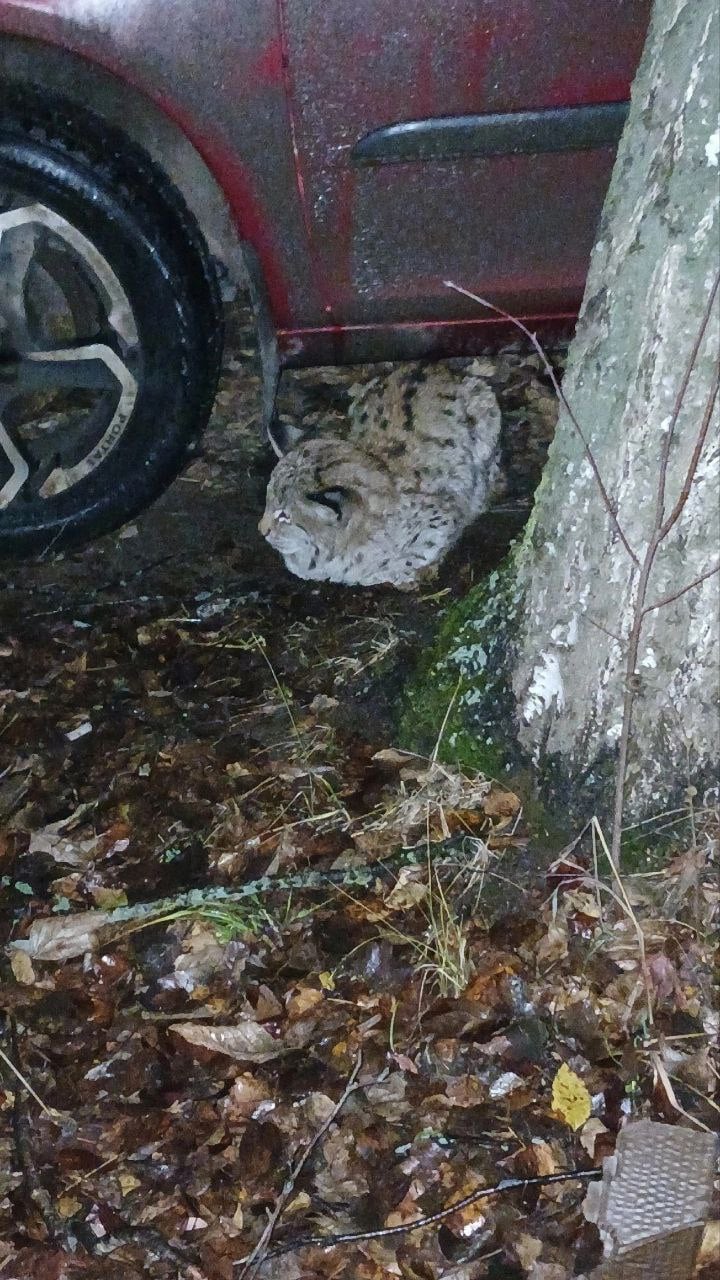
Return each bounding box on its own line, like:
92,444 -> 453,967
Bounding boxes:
259,437 -> 400,585
259,364 -> 502,589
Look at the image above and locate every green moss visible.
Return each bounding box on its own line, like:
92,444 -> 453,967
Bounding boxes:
399,552 -> 524,775
617,828 -> 685,874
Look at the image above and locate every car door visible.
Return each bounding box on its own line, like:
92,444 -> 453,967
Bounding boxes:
280,0 -> 650,328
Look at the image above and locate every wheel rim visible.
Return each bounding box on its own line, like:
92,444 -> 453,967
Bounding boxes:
0,196 -> 141,513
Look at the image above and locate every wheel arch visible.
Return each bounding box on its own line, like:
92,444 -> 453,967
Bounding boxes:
0,34 -> 249,298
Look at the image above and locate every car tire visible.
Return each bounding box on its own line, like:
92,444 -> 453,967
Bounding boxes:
0,84 -> 223,556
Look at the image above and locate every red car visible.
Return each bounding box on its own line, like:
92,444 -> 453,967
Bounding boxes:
0,0 -> 649,555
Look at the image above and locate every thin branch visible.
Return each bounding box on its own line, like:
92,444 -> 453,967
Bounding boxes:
445,280 -> 639,565
642,563 -> 720,615
585,615 -> 623,644
237,1049 -> 365,1278
658,362 -> 719,542
9,1018 -> 66,1245
0,1042 -> 61,1123
261,1168 -> 600,1260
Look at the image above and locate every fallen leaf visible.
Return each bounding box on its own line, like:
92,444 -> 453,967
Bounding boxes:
170,1021 -> 284,1063
119,1173 -> 142,1196
536,914 -> 569,966
580,1116 -> 609,1160
514,1233 -> 543,1269
489,1071 -> 524,1100
551,1062 -> 591,1130
10,911 -> 110,961
286,985 -> 324,1019
10,950 -> 36,985
223,1074 -> 275,1124
371,748 -> 426,768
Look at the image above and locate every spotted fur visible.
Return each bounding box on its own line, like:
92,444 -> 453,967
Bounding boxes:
259,362 -> 501,588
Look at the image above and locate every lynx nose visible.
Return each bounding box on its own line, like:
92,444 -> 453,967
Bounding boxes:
258,512 -> 272,536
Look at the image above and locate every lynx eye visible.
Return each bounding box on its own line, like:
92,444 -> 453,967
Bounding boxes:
306,488 -> 348,519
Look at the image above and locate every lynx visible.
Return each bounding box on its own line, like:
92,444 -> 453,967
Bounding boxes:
259,362 -> 501,589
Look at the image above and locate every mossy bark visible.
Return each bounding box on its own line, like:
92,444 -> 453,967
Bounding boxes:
403,0 -> 720,822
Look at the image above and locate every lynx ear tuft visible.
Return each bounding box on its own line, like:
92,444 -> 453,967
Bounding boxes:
266,417 -> 308,458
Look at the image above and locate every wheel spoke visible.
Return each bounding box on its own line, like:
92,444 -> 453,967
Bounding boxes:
0,416 -> 30,509
0,203 -> 138,347
0,220 -> 36,348
2,343 -> 133,396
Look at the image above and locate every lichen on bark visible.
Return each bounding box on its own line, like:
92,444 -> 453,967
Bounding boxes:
400,554 -> 523,777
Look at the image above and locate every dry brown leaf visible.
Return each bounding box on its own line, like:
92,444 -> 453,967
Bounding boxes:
514,1233 -> 543,1269
286,985 -> 324,1019
445,1075 -> 487,1108
119,1173 -> 142,1196
223,1074 -> 275,1124
580,1117 -> 609,1160
10,911 -> 110,961
384,870 -> 428,911
371,748 -> 426,769
480,786 -> 521,821
170,1021 -> 283,1063
536,913 -> 569,966
28,824 -> 100,866
364,1071 -> 407,1120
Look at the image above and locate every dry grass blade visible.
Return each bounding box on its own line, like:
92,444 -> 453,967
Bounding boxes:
592,816 -> 653,1026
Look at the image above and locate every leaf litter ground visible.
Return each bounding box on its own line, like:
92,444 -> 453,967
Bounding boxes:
0,301 -> 717,1280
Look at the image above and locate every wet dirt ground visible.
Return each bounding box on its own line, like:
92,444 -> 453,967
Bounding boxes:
0,307 -> 717,1280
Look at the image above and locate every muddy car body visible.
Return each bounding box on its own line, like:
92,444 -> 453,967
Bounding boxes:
0,0 -> 650,551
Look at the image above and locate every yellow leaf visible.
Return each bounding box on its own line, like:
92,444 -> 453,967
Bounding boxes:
10,950 -> 36,986
57,1195 -> 82,1218
551,1062 -> 591,1130
318,971 -> 335,991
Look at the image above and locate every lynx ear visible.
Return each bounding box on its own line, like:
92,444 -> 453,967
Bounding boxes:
266,416 -> 307,458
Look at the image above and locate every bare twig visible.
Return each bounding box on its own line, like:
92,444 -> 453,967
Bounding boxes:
0,1042 -> 62,1123
586,615 -> 623,644
236,1048 -> 365,1278
642,563 -> 720,615
658,360 -> 719,542
262,1167 -> 600,1259
445,280 -> 639,565
8,1019 -> 66,1245
431,675 -> 462,763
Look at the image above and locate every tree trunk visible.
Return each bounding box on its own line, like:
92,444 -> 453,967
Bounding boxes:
404,0 -> 719,822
